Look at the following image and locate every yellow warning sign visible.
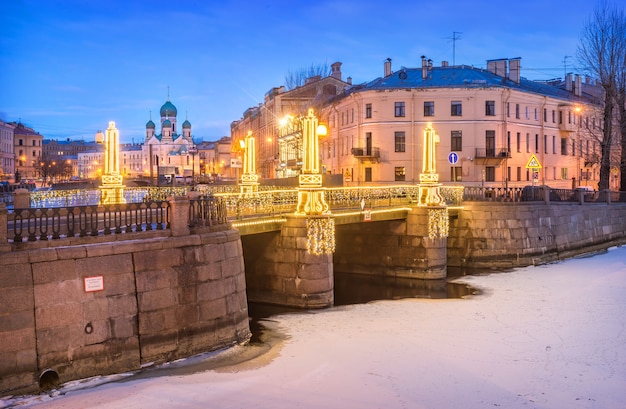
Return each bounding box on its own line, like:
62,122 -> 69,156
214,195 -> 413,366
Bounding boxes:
525,154 -> 542,169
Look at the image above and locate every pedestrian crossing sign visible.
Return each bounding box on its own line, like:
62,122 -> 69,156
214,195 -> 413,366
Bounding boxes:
525,154 -> 542,169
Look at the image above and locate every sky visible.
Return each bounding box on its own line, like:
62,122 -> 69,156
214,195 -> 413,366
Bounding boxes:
0,0 -> 606,144
4,245 -> 625,408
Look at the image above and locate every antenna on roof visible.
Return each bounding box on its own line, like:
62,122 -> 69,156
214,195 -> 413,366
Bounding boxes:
446,31 -> 462,66
562,56 -> 572,78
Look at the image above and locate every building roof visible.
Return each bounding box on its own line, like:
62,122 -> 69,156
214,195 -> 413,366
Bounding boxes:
349,64 -> 595,104
160,100 -> 177,117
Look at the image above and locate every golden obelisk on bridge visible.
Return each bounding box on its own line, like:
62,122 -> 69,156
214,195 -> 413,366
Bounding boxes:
96,121 -> 125,204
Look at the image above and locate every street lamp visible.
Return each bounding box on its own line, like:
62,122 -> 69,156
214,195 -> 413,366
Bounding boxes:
188,145 -> 197,184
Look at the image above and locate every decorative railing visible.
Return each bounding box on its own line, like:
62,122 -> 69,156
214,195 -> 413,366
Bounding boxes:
10,201 -> 170,243
188,195 -> 229,228
214,185 -> 464,219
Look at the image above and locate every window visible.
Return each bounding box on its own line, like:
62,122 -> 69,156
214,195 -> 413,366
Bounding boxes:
485,166 -> 496,182
485,100 -> 495,116
394,131 -> 406,152
535,134 -> 539,153
365,103 -> 372,119
32,140 -> 36,146
561,138 -> 568,155
544,135 -> 548,153
559,111 -> 563,124
561,168 -> 568,180
394,102 -> 405,117
486,130 -> 496,156
516,132 -> 521,152
552,135 -> 556,154
552,110 -> 556,123
526,133 -> 530,153
451,166 -> 462,182
424,101 -> 434,116
515,104 -> 520,119
451,101 -> 462,116
19,139 -> 23,146
451,131 -> 462,151
365,167 -> 372,182
507,103 -> 510,117
516,167 -> 521,181
395,167 -> 406,181
544,108 -> 547,122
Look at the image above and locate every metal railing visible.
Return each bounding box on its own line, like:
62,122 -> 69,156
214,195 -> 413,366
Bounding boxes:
10,200 -> 170,242
188,195 -> 229,228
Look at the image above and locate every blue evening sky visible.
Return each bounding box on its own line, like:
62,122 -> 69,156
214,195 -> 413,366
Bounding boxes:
0,0 -> 602,143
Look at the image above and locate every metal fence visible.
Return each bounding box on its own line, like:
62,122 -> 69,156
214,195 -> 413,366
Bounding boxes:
10,200 -> 170,243
188,195 -> 229,228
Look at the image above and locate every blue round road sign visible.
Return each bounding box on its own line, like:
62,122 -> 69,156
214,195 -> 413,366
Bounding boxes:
448,152 -> 459,165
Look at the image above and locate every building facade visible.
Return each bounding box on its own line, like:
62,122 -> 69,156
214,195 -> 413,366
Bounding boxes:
231,62 -> 352,179
13,122 -> 43,181
142,98 -> 196,181
320,57 -> 602,189
0,121 -> 15,180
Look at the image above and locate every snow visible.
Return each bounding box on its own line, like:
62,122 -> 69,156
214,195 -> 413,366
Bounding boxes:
4,246 -> 626,409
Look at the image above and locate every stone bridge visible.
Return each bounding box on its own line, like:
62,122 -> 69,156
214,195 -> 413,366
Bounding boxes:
2,185 -> 626,394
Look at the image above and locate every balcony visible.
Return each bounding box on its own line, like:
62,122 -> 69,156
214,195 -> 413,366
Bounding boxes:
351,147 -> 380,162
474,148 -> 509,165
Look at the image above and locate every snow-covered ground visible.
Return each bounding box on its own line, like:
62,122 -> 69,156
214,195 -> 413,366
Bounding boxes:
4,246 -> 626,409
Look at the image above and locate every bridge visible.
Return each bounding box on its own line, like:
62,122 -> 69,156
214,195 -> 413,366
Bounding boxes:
2,184 -> 626,395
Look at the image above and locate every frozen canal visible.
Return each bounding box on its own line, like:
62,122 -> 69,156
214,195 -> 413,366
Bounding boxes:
4,245 -> 626,409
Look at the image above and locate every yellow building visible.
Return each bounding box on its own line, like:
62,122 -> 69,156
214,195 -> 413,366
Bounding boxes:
321,57 -> 602,189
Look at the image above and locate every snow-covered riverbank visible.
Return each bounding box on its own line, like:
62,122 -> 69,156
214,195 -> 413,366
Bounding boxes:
5,246 -> 626,409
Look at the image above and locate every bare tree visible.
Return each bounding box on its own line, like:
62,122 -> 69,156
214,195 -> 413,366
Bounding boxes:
577,2 -> 626,190
284,63 -> 331,90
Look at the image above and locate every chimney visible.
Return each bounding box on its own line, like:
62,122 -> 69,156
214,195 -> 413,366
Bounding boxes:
384,58 -> 392,77
442,61 -> 449,67
331,62 -> 342,80
347,77 -> 352,85
565,73 -> 573,91
486,59 -> 507,78
421,56 -> 428,79
574,74 -> 582,97
508,58 -> 521,83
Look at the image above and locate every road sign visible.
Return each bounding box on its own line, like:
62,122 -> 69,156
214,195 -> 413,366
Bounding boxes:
525,154 -> 542,169
448,152 -> 459,165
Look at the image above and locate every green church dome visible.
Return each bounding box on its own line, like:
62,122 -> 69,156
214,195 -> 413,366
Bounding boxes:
146,119 -> 155,129
182,119 -> 191,129
160,101 -> 177,117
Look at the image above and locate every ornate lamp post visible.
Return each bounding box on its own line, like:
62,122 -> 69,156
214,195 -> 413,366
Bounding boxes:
417,123 -> 448,239
95,121 -> 125,204
294,109 -> 334,255
239,131 -> 259,196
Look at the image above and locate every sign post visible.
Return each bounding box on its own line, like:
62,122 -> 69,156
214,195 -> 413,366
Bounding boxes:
448,152 -> 459,182
525,154 -> 542,186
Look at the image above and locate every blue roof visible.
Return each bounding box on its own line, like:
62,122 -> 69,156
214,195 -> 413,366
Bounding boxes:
351,65 -> 592,103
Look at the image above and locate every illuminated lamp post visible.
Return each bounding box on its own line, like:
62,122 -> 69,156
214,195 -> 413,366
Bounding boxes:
239,131 -> 259,196
294,109 -> 334,255
95,121 -> 125,204
417,123 -> 448,239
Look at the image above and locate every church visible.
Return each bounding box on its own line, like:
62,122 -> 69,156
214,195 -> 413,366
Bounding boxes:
142,97 -> 196,183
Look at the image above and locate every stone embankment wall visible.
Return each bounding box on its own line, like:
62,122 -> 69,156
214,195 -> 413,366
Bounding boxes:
447,202 -> 626,268
0,228 -> 250,395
